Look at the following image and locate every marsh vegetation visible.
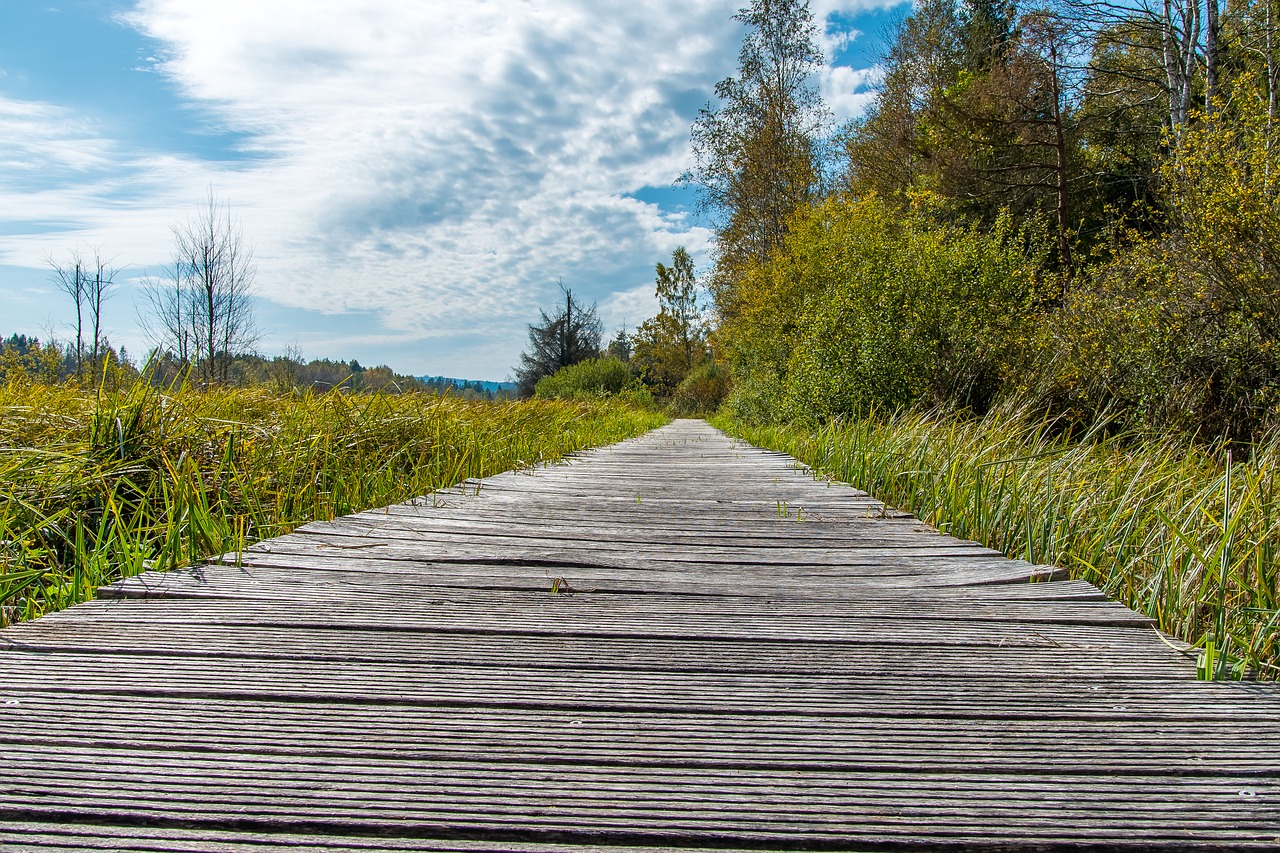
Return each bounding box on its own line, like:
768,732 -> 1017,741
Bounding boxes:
0,382 -> 664,626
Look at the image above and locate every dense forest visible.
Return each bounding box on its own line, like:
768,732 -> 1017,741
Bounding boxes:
679,0 -> 1279,448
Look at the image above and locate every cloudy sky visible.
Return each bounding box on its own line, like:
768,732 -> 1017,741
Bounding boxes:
1,0 -> 901,380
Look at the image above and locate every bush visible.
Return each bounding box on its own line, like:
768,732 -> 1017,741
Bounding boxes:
1036,242 -> 1280,444
1033,83 -> 1280,444
723,372 -> 785,423
534,357 -> 638,400
669,361 -> 732,416
719,195 -> 1045,423
616,385 -> 657,409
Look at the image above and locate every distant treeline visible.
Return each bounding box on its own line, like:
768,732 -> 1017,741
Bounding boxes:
0,333 -> 508,399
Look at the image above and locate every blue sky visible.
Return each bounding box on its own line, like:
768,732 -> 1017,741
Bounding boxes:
1,0 -> 902,380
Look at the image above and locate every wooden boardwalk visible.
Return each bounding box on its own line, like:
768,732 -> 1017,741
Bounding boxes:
1,419 -> 1278,851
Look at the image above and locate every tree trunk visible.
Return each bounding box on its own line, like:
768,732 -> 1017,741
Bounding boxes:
205,250 -> 216,389
1161,0 -> 1199,136
1269,0 -> 1277,192
90,264 -> 104,379
1046,33 -> 1073,271
1205,0 -> 1219,111
73,263 -> 84,381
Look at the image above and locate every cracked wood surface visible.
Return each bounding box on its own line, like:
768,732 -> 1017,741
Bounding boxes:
1,419 -> 1278,851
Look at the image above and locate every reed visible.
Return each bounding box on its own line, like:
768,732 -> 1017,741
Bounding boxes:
714,408 -> 1280,679
0,382 -> 666,625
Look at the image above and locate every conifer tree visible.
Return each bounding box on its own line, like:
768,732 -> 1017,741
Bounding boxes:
514,283 -> 603,397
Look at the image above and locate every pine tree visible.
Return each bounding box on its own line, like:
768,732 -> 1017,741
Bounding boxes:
513,284 -> 603,397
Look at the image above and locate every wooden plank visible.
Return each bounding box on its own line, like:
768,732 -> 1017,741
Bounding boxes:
0,824 -> 844,853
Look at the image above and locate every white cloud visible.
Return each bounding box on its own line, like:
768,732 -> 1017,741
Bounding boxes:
813,0 -> 909,19
821,63 -> 884,121
812,0 -> 906,125
0,96 -> 115,177
116,1 -> 743,365
0,0 -> 883,377
600,282 -> 661,335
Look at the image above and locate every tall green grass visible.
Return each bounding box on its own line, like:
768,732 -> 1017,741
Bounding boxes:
0,382 -> 666,625
714,409 -> 1280,679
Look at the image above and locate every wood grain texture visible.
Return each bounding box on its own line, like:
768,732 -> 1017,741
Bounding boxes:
2,419 -> 1278,852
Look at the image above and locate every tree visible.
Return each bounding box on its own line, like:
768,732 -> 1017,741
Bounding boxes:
841,4 -> 939,199
83,251 -> 118,379
513,283 -> 603,397
268,339 -> 305,392
842,0 -> 977,207
47,250 -> 86,380
632,247 -> 709,397
844,0 -> 1178,267
606,325 -> 633,363
655,246 -> 702,371
0,334 -> 63,384
47,247 -> 118,381
951,9 -> 1081,267
1069,17 -> 1167,237
684,0 -> 829,310
960,0 -> 1019,69
1058,0 -> 1222,140
143,191 -> 258,387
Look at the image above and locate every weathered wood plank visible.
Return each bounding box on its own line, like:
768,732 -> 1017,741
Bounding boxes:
0,824 -> 841,853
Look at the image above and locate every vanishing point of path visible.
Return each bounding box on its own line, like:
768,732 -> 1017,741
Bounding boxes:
1,419 -> 1278,851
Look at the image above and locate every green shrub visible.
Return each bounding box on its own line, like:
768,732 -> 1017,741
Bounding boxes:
616,385 -> 657,410
534,357 -> 637,400
723,371 -> 785,423
720,195 -> 1045,423
669,360 -> 732,416
1032,85 -> 1280,445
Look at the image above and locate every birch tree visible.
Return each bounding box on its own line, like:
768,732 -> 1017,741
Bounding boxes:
685,0 -> 829,311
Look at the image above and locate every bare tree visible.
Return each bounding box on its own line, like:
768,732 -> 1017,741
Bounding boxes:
83,250 -> 118,378
142,191 -> 258,386
141,259 -> 191,373
268,339 -> 305,392
47,249 -> 86,380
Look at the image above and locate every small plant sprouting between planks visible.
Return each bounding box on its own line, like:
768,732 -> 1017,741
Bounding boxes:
0,382 -> 667,626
